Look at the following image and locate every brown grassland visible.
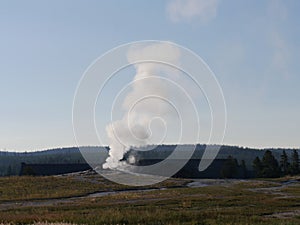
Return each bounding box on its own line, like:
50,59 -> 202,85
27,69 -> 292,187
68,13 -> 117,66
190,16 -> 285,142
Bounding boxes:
0,173 -> 299,225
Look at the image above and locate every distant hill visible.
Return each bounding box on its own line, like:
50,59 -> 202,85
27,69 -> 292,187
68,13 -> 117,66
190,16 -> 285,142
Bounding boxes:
0,146 -> 108,176
124,144 -> 299,168
0,145 -> 299,176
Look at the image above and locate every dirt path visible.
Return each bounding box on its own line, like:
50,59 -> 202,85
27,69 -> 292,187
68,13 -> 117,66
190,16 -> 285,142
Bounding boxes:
248,179 -> 300,198
265,210 -> 300,218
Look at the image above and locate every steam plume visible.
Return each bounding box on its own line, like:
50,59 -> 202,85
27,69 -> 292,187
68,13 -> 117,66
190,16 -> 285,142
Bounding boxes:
103,42 -> 181,169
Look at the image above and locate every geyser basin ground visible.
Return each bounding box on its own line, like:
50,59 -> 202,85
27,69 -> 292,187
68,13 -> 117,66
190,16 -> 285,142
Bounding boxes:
1,172 -> 300,225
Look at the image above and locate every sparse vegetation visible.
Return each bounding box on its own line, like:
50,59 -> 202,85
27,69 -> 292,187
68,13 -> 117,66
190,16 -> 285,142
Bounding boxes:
0,175 -> 299,225
0,173 -> 189,202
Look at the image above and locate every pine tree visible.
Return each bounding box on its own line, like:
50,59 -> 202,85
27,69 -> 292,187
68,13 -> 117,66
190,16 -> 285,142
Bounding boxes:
221,155 -> 238,178
6,165 -> 12,176
241,159 -> 247,178
253,156 -> 262,177
280,150 -> 289,175
290,150 -> 299,175
261,150 -> 280,178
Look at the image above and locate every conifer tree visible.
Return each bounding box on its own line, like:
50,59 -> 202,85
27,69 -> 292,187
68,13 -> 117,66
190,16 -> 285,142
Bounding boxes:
290,150 -> 299,175
280,150 -> 289,175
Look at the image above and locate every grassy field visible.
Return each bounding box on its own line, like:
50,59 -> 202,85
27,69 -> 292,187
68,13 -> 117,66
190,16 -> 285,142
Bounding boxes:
0,172 -> 189,202
0,173 -> 300,225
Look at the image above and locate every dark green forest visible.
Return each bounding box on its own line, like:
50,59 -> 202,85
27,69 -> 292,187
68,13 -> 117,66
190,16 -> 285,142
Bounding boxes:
0,145 -> 299,178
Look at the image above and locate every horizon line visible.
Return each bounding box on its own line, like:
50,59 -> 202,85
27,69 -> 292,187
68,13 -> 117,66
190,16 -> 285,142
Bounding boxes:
1,143 -> 299,153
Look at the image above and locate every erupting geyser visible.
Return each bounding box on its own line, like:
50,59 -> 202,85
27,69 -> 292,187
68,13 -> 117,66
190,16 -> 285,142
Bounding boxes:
102,42 -> 181,169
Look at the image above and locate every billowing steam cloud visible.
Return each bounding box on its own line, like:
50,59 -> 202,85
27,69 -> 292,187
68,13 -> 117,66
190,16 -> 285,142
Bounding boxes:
103,43 -> 181,169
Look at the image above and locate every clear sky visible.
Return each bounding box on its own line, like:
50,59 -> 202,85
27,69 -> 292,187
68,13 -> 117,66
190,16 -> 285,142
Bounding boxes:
0,0 -> 299,151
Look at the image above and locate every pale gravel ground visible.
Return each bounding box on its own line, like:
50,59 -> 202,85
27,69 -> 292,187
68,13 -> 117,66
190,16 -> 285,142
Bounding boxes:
265,210 -> 300,219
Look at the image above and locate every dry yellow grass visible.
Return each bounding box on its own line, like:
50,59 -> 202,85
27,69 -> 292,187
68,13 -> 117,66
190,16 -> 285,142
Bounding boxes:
1,176 -> 300,224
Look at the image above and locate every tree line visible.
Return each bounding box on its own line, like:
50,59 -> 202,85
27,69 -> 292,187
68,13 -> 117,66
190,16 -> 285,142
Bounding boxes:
221,149 -> 299,178
1,146 -> 299,178
253,150 -> 299,178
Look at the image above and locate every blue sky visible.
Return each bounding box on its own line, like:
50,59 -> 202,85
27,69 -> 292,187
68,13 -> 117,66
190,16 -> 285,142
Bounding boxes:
0,0 -> 299,151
